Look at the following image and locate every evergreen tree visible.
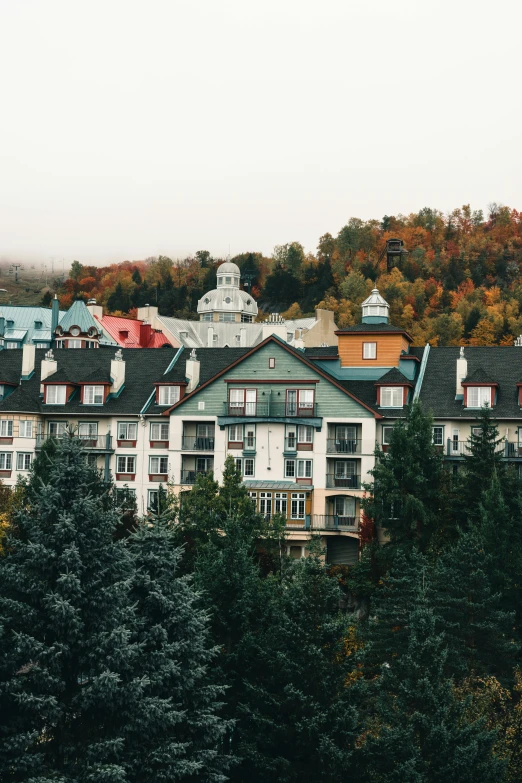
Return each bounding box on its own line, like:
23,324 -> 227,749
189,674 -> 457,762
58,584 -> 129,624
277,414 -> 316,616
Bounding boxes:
459,405 -> 505,525
364,402 -> 447,551
359,601 -> 505,783
107,281 -> 131,313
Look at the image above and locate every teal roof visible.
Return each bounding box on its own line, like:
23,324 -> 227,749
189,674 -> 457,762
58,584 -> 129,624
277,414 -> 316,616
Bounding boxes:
59,299 -> 101,334
0,305 -> 63,346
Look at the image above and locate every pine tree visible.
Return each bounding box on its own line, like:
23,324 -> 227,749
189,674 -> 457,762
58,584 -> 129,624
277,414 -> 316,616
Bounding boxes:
364,402 -> 447,551
459,405 -> 505,525
359,601 -> 505,783
126,516 -> 231,781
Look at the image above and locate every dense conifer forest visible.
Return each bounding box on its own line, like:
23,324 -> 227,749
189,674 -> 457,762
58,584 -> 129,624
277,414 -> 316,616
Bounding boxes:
51,204 -> 522,345
1,407 -> 522,781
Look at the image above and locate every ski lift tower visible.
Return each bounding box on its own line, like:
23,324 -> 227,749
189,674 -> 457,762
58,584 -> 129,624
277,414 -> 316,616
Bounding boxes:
9,263 -> 24,283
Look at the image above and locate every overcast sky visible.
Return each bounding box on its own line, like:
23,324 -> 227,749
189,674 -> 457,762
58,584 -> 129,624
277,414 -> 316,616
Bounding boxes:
0,0 -> 520,266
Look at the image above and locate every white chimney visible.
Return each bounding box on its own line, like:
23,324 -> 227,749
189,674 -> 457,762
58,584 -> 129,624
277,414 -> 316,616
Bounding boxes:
86,298 -> 103,320
40,349 -> 57,392
22,343 -> 36,379
186,348 -> 200,392
456,346 -> 467,397
137,305 -> 159,328
207,326 -> 214,347
110,349 -> 126,394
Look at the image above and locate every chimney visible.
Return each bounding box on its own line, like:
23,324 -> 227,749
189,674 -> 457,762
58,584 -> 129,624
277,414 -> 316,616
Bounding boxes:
86,298 -> 104,320
137,305 -> 159,327
40,349 -> 57,392
186,348 -> 200,392
456,346 -> 467,398
207,326 -> 214,347
110,349 -> 126,394
51,295 -> 60,337
139,321 -> 152,348
22,343 -> 36,380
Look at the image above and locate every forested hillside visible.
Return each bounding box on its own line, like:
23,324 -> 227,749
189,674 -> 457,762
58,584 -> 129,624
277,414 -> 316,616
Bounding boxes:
52,204 -> 522,346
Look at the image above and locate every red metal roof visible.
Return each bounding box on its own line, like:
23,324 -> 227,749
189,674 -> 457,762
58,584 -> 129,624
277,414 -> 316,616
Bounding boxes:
95,314 -> 173,349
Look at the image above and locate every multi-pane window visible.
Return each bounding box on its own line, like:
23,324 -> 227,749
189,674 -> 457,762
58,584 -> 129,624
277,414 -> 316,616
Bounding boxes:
78,422 -> 98,439
16,453 -> 32,471
291,493 -> 306,519
382,426 -> 394,445
297,425 -> 313,444
432,426 -> 444,446
274,492 -> 287,516
335,460 -> 356,478
234,457 -> 255,477
85,453 -> 98,467
286,427 -> 296,449
259,492 -> 272,517
158,386 -> 180,405
334,496 -> 356,519
201,313 -> 213,322
149,456 -> 168,474
218,313 -> 235,322
118,422 -> 138,441
150,422 -> 169,441
6,342 -> 19,349
229,424 -> 243,442
380,387 -> 403,408
148,489 -> 159,510
117,456 -> 136,474
285,459 -> 312,478
244,426 -> 255,449
19,420 -> 33,438
229,389 -> 256,414
116,488 -> 136,506
363,342 -> 377,359
84,385 -> 104,405
68,340 -> 82,348
46,385 -> 66,404
0,420 -> 13,437
467,387 -> 491,408
49,421 -> 68,437
0,453 -> 12,470
286,389 -> 314,415
285,459 -> 296,478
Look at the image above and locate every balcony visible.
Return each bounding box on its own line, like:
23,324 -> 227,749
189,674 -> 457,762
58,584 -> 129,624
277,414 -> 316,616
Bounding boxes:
222,401 -> 318,418
309,514 -> 359,531
326,438 -> 361,454
35,434 -> 114,452
326,473 -> 360,489
180,469 -> 211,484
181,436 -> 215,451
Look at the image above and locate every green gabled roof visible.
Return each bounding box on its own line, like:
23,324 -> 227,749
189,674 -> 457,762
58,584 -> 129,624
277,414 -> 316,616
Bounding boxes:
58,300 -> 101,334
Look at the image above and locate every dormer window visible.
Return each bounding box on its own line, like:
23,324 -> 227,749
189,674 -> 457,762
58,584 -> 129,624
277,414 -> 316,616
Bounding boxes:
380,387 -> 403,408
158,385 -> 181,405
34,320 -> 42,330
46,385 -> 67,404
83,385 -> 105,405
466,387 -> 491,408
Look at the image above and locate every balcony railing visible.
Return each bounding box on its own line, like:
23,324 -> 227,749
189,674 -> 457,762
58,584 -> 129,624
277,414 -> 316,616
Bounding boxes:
223,401 -> 318,418
326,438 -> 361,454
181,436 -> 215,451
180,469 -> 213,484
309,514 -> 359,531
36,434 -> 114,451
326,473 -> 360,489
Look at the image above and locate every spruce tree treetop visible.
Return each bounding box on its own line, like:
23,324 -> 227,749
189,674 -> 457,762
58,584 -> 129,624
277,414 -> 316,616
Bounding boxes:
460,405 -> 505,525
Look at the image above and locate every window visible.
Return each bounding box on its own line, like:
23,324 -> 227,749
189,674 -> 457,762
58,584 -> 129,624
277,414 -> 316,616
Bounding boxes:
201,313 -> 213,322
297,425 -> 313,444
382,426 -> 393,445
244,458 -> 254,477
269,358 -> 276,369
35,342 -> 48,349
84,385 -> 104,405
229,388 -> 256,415
225,276 -> 232,285
16,453 -> 32,471
299,390 -> 314,409
241,314 -> 253,323
218,313 -> 236,322
78,422 -> 98,440
0,420 -> 13,437
467,387 -> 492,408
334,496 -> 356,519
149,456 -> 168,474
285,459 -> 296,478
46,385 -> 67,404
6,342 -> 18,349
116,488 -> 136,505
363,342 -> 377,359
287,332 -> 293,342
472,427 -> 482,437
150,422 -> 169,441
85,453 -> 98,467
274,493 -> 287,516
286,389 -> 315,415
229,424 -> 243,442
285,459 -> 312,479
335,460 -> 356,478
118,422 -> 138,441
117,456 -> 136,474
0,453 -> 12,470
286,427 -> 296,450
259,492 -> 272,517
432,426 -> 444,446
291,492 -> 306,519
158,386 -> 180,405
0,385 -> 4,401
68,340 -> 82,348
245,426 -> 255,449
19,420 -> 33,438
198,401 -> 205,410
49,421 -> 68,437
148,489 -> 159,510
197,423 -> 214,438
380,387 -> 403,408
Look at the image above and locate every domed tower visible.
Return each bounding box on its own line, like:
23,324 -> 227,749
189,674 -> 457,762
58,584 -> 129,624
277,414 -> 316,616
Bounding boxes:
361,288 -> 390,324
197,261 -> 258,323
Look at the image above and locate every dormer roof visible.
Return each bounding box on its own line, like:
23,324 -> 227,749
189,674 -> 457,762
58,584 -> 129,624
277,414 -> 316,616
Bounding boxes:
462,368 -> 498,385
374,368 -> 413,386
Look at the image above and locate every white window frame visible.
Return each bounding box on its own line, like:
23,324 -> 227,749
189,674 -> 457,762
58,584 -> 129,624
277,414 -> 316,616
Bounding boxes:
150,422 -> 169,441
274,492 -> 288,516
380,387 -> 403,408
148,489 -> 159,509
118,422 -> 138,441
467,386 -> 492,408
298,389 -> 314,409
49,421 -> 68,437
297,459 -> 312,478
149,455 -> 168,474
83,385 -> 104,405
16,453 -> 32,471
46,385 -> 67,405
259,492 -> 272,517
363,342 -> 377,359
0,452 -> 12,470
228,424 -> 243,442
297,425 -> 313,444
285,459 -> 296,478
0,420 -> 14,437
78,422 -> 98,439
158,386 -> 181,405
117,455 -> 136,474
382,425 -> 394,445
68,340 -> 82,349
432,426 -> 444,446
291,492 -> 306,519
243,457 -> 255,477
19,420 -> 33,438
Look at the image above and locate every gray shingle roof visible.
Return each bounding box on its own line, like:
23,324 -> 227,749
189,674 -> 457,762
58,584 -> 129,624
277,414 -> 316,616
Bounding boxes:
419,347 -> 522,419
375,367 -> 412,385
462,367 -> 497,385
335,323 -> 409,334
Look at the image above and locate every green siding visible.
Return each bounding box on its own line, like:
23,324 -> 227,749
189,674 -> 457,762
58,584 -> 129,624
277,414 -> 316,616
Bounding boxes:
176,342 -> 373,418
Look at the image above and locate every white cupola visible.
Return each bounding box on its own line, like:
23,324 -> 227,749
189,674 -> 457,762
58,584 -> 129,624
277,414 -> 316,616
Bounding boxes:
361,288 -> 389,324
197,261 -> 258,324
